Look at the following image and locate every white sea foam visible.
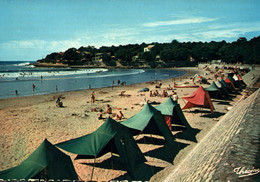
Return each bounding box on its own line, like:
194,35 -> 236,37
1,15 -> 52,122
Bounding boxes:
16,62 -> 31,66
0,68 -> 109,78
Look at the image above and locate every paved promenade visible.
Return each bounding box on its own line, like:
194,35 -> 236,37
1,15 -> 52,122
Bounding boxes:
164,88 -> 260,181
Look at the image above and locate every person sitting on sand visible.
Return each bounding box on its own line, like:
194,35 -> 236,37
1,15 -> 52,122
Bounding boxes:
56,97 -> 60,103
115,111 -> 124,120
98,113 -> 106,120
161,90 -> 168,98
154,90 -> 160,97
90,91 -> 95,103
56,97 -> 63,108
119,91 -> 126,96
166,84 -> 173,90
150,90 -> 154,97
104,104 -> 112,114
169,90 -> 176,96
192,76 -> 195,84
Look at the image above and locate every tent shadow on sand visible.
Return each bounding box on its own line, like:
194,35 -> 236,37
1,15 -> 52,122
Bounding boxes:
143,142 -> 189,163
81,155 -> 129,171
200,111 -> 225,118
184,109 -> 225,118
81,156 -> 164,181
135,135 -> 166,145
113,163 -> 164,181
174,127 -> 201,143
215,100 -> 233,105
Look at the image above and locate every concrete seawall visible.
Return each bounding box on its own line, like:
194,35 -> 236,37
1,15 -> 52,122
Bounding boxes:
164,88 -> 260,181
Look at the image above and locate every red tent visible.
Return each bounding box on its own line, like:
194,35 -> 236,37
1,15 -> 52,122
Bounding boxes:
182,86 -> 215,113
225,78 -> 236,90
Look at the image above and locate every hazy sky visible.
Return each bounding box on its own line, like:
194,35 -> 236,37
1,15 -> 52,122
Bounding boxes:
0,0 -> 260,61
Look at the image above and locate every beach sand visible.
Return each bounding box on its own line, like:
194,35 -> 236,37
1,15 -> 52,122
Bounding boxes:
0,67 -> 244,181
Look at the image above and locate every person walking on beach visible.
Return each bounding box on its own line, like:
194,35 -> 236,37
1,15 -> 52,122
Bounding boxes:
91,91 -> 95,103
32,84 -> 36,91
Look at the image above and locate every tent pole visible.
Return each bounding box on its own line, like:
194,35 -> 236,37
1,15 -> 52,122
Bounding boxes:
134,131 -> 143,140
181,98 -> 194,116
90,156 -> 97,181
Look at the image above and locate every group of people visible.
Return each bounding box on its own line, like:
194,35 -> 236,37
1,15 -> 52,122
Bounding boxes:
149,89 -> 169,98
149,89 -> 178,101
98,104 -> 125,121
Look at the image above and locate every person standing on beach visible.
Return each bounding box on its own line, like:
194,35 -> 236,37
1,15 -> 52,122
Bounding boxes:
32,84 -> 36,91
112,80 -> 114,90
15,90 -> 18,95
91,91 -> 95,103
172,92 -> 178,101
56,85 -> 58,92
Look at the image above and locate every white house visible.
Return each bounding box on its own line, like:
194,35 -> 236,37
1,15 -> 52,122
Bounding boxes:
144,45 -> 154,52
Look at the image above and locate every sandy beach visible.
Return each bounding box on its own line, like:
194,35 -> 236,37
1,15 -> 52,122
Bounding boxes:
0,67 -> 247,181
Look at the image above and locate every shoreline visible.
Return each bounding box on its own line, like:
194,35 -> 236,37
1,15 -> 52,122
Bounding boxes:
0,66 -> 248,181
0,67 -> 194,103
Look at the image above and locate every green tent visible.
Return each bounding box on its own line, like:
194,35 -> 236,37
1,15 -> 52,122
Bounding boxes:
121,103 -> 175,144
56,117 -> 146,180
228,75 -> 242,90
0,139 -> 78,180
155,97 -> 192,130
205,81 -> 222,98
220,79 -> 228,88
216,80 -> 230,96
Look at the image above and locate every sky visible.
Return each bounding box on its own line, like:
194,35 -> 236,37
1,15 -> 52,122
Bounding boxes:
0,0 -> 260,61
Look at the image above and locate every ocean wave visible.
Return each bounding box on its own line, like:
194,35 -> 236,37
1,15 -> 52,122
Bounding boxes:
0,68 -> 109,78
16,62 -> 31,66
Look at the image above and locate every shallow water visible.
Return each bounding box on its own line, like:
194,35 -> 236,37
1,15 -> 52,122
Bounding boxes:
0,61 -> 185,99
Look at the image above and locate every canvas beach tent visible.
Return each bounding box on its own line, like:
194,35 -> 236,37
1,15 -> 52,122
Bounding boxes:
56,117 -> 146,180
182,86 -> 215,114
215,80 -> 230,97
121,103 -> 176,144
228,75 -> 242,90
224,78 -> 237,91
236,74 -> 246,86
155,97 -> 199,143
155,97 -> 192,130
0,139 -> 78,180
220,79 -> 232,93
205,81 -> 223,98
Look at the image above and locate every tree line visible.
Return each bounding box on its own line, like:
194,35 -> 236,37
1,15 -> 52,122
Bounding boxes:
37,36 -> 260,67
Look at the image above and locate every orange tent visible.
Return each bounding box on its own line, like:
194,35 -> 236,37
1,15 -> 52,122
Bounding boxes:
182,86 -> 215,113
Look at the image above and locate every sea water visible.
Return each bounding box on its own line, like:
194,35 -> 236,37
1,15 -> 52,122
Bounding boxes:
0,61 -> 185,99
